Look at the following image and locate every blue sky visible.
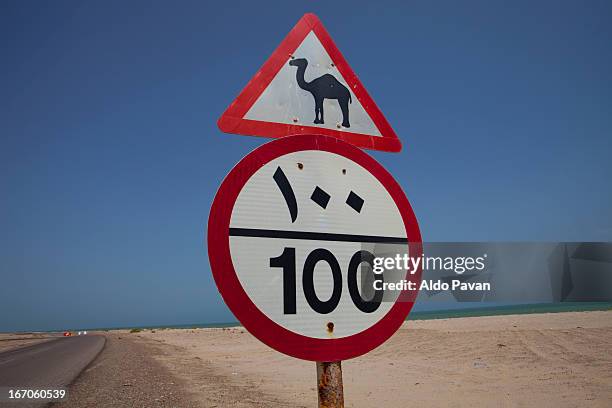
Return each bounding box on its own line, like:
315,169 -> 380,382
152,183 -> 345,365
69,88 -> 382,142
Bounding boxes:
1,1 -> 611,331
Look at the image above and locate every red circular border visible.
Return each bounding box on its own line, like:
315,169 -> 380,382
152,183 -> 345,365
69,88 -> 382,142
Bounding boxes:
208,135 -> 422,361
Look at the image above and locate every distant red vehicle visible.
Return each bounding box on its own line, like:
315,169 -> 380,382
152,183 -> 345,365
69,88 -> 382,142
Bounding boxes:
63,331 -> 72,337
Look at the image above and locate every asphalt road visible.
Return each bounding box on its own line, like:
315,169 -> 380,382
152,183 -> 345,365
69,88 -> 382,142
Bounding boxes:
0,335 -> 105,406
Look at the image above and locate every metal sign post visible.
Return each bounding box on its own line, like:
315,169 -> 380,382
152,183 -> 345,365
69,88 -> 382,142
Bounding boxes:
317,361 -> 344,408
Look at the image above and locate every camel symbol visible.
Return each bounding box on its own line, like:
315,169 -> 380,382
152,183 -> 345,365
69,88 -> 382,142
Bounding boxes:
288,58 -> 351,128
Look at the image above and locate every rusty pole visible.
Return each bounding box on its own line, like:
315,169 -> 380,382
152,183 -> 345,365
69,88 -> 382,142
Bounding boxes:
316,361 -> 344,408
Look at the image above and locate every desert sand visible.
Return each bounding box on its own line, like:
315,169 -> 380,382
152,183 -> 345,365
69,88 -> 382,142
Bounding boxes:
0,332 -> 58,353
131,310 -> 612,407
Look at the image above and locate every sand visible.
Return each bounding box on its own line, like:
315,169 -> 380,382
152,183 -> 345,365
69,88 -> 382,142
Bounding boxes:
53,332 -> 199,408
0,332 -> 58,353
134,311 -> 612,407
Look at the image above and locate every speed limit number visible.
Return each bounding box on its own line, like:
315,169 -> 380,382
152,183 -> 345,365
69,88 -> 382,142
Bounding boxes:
208,135 -> 422,361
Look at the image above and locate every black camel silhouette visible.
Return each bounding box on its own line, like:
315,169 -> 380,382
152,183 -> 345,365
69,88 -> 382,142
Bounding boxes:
288,58 -> 351,128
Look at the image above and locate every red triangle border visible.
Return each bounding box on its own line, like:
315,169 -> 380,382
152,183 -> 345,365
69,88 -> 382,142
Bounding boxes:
217,13 -> 402,153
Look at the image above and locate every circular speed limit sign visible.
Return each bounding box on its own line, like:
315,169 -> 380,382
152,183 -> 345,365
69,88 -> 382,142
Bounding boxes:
208,135 -> 422,361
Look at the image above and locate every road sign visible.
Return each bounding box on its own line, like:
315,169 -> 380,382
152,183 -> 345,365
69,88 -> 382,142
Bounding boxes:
208,134 -> 421,361
217,13 -> 403,153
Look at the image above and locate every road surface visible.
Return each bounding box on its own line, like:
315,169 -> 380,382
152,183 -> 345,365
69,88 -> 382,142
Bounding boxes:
0,335 -> 105,406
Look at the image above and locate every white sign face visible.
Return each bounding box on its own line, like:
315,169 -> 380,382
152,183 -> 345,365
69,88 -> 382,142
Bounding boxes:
245,31 -> 382,137
229,149 -> 408,339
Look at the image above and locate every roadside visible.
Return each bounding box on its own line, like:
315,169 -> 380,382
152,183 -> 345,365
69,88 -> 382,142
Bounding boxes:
138,328 -> 304,408
51,332 -> 199,408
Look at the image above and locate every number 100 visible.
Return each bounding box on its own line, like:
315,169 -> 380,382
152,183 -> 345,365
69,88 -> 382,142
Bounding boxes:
270,247 -> 384,315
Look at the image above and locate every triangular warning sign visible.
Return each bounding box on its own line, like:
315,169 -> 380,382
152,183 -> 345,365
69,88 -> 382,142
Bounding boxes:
218,13 -> 402,153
